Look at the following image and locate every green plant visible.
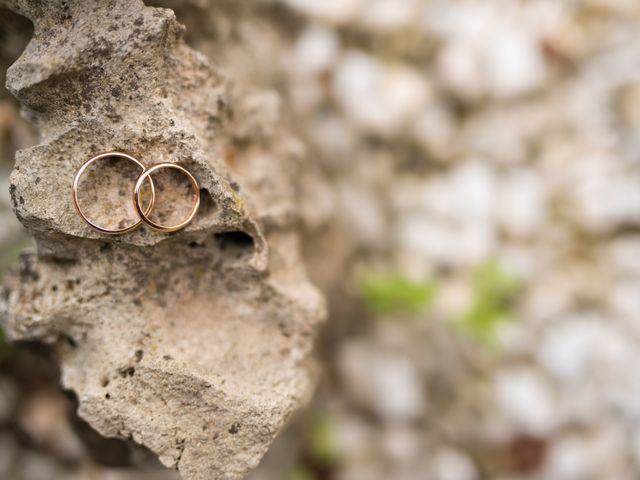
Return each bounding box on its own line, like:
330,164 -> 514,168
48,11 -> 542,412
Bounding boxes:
283,467 -> 314,480
360,273 -> 435,316
458,261 -> 521,346
308,413 -> 339,467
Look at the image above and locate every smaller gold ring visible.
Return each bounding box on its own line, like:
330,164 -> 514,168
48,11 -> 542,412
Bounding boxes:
133,162 -> 200,233
73,152 -> 156,235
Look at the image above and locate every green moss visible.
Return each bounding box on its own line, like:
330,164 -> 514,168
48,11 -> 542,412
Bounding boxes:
360,273 -> 435,316
308,413 -> 339,467
283,467 -> 314,480
458,261 -> 521,346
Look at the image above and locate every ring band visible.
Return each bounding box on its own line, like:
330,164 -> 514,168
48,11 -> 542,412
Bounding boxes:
133,162 -> 201,233
73,152 -> 156,235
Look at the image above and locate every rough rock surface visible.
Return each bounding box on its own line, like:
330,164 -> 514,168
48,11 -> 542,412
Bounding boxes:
0,1 -> 326,479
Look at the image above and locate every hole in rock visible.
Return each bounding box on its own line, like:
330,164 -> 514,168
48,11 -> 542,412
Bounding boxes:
214,231 -> 254,253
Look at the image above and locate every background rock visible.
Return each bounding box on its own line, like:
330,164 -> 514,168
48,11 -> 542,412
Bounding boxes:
2,0 -> 640,479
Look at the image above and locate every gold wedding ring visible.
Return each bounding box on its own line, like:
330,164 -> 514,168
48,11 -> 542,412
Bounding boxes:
134,163 -> 200,233
73,152 -> 200,235
73,152 -> 156,235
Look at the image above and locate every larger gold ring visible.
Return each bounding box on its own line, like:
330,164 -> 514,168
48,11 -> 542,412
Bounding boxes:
133,162 -> 201,233
73,152 -> 156,235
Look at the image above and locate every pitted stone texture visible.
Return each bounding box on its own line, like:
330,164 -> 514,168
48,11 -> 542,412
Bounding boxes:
0,1 -> 326,479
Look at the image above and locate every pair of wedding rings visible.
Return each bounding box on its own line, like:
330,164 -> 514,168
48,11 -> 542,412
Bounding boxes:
72,151 -> 201,234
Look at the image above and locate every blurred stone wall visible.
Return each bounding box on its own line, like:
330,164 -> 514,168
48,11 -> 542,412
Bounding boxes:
2,1 -> 640,479
250,1 -> 640,480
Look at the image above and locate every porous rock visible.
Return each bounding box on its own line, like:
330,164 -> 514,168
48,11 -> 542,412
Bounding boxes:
0,1 -> 326,479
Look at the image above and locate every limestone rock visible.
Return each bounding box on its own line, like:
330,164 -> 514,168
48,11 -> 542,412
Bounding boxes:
0,1 -> 326,479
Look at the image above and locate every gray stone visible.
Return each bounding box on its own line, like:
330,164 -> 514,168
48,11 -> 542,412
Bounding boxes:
0,1 -> 326,479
